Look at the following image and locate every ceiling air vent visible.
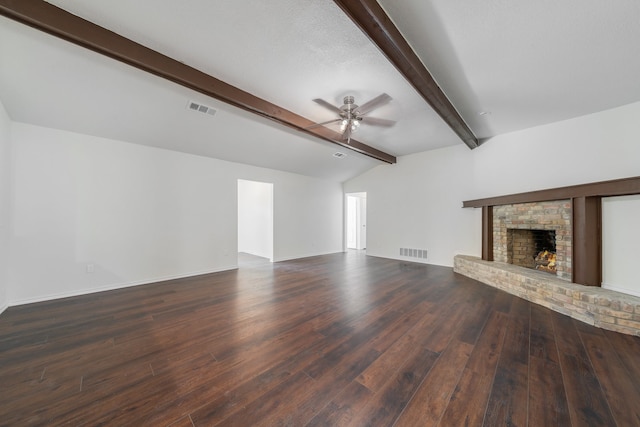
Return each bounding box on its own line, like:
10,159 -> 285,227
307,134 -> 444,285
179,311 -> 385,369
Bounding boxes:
333,152 -> 347,158
187,100 -> 216,116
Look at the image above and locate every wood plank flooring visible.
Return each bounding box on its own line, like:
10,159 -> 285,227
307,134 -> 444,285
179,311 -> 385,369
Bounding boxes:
1,252 -> 639,426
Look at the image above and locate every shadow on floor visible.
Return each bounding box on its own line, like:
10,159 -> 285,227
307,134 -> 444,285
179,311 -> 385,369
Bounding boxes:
238,252 -> 271,268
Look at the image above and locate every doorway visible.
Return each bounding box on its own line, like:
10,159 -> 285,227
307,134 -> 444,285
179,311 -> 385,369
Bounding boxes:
237,179 -> 273,266
346,192 -> 367,250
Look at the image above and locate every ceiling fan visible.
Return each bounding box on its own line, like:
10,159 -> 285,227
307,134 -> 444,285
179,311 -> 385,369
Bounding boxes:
308,93 -> 396,142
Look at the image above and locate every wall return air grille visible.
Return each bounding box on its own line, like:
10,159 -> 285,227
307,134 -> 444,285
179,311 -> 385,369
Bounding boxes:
400,248 -> 428,259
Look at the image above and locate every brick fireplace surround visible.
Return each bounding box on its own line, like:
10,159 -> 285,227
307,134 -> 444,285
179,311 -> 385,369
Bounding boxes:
493,200 -> 571,280
456,177 -> 640,337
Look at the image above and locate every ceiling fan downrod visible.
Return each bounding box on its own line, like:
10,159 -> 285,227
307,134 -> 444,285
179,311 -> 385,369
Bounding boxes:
339,96 -> 360,133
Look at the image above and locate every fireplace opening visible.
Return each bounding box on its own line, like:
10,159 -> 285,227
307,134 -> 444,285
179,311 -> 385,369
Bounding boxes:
507,229 -> 557,275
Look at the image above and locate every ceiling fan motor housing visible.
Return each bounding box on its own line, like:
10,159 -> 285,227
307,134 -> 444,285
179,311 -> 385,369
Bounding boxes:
341,96 -> 359,119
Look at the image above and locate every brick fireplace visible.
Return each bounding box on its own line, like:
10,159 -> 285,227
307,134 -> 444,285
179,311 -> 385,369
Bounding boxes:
456,176 -> 640,336
493,200 -> 571,281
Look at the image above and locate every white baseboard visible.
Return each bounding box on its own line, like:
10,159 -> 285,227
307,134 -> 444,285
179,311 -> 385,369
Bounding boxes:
601,283 -> 640,298
273,250 -> 342,263
8,265 -> 238,307
364,250 -> 453,268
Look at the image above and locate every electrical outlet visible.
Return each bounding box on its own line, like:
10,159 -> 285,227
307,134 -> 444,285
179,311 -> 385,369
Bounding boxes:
86,263 -> 95,273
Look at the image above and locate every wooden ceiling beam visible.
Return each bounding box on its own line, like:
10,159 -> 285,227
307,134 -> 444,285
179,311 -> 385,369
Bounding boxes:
333,0 -> 479,149
0,0 -> 396,164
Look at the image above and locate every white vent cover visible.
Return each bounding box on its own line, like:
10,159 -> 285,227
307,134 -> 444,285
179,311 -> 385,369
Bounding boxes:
333,152 -> 347,158
399,248 -> 428,259
187,100 -> 216,116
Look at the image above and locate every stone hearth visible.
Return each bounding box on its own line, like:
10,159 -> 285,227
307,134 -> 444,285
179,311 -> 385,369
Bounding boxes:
454,255 -> 640,336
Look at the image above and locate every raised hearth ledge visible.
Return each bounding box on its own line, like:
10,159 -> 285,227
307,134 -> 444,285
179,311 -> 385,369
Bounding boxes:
454,255 -> 640,336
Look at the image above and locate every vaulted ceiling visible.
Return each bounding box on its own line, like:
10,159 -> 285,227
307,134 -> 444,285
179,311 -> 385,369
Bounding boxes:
1,0 -> 639,182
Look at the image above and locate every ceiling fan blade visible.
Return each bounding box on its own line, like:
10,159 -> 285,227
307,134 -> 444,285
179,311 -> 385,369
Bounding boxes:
313,98 -> 343,115
306,118 -> 342,129
354,93 -> 392,115
361,116 -> 396,127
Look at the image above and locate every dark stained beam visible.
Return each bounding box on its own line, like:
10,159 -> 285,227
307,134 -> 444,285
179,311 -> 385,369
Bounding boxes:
463,176 -> 640,208
481,206 -> 494,261
572,196 -> 602,286
0,0 -> 396,164
333,0 -> 479,149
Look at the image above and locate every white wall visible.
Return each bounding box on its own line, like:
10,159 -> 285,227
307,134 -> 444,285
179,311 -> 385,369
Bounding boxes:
0,100 -> 10,313
602,195 -> 640,297
345,102 -> 640,277
471,102 -> 640,197
271,174 -> 344,262
9,122 -> 343,305
345,144 -> 481,267
238,179 -> 273,260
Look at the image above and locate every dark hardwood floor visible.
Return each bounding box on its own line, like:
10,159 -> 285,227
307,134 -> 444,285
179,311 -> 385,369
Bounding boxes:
1,252 -> 639,426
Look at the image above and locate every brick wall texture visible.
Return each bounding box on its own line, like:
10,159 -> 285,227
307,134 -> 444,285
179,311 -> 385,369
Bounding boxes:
493,200 -> 572,280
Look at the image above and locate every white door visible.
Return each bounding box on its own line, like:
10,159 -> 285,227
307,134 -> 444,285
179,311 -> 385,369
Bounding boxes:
359,198 -> 367,250
346,193 -> 367,250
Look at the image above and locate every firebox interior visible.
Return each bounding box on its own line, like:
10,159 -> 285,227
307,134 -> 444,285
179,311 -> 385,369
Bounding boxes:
507,229 -> 557,274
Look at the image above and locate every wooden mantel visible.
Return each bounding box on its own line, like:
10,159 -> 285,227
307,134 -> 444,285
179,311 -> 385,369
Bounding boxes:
462,176 -> 640,287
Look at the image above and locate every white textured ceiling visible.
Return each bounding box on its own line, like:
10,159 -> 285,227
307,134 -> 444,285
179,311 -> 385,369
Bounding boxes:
1,0 -> 639,181
0,16 -> 380,182
379,0 -> 640,138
